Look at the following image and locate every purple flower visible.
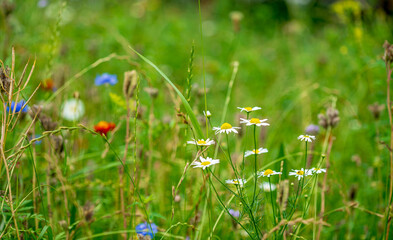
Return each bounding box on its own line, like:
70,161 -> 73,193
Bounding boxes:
135,222 -> 158,238
228,209 -> 240,218
94,73 -> 117,86
7,100 -> 28,113
305,124 -> 320,135
38,0 -> 48,8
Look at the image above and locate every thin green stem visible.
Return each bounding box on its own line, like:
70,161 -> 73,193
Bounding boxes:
251,125 -> 257,208
269,177 -> 277,238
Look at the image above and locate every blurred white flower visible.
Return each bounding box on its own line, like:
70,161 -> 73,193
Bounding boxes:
187,138 -> 215,146
61,99 -> 85,121
260,182 -> 277,192
203,110 -> 211,117
244,147 -> 268,157
297,135 -> 316,142
311,167 -> 326,174
226,179 -> 247,187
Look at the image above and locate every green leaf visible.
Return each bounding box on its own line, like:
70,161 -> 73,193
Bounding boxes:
129,46 -> 204,139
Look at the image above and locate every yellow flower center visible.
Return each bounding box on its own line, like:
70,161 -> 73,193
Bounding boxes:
297,170 -> 304,175
250,118 -> 261,124
304,135 -> 310,138
201,161 -> 211,166
197,140 -> 206,145
244,107 -> 253,111
233,180 -> 239,184
264,169 -> 274,176
314,168 -> 320,171
221,123 -> 232,129
252,149 -> 259,154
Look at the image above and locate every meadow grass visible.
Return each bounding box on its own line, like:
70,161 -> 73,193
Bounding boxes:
1,0 -> 393,239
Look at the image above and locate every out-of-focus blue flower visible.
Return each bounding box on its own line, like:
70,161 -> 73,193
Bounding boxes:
30,134 -> 42,145
94,73 -> 117,86
228,209 -> 240,218
135,222 -> 158,238
305,124 -> 320,135
7,100 -> 28,113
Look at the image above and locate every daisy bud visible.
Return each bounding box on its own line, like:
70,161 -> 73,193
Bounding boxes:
0,66 -> 11,94
144,87 -> 159,99
383,40 -> 393,63
123,70 -> 138,98
73,91 -> 80,99
230,11 -> 243,33
368,102 -> 385,120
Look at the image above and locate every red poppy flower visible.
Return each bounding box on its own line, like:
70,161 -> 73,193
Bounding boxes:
41,78 -> 55,91
94,121 -> 116,136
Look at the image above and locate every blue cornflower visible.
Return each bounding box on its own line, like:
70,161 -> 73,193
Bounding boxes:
94,73 -> 117,86
228,209 -> 240,218
7,100 -> 28,113
135,222 -> 158,238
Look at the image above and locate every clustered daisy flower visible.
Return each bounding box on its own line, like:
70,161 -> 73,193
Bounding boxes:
297,134 -> 316,142
213,123 -> 241,134
237,106 -> 261,113
191,156 -> 220,170
244,147 -> 268,157
187,138 -> 215,146
240,118 -> 269,127
226,178 -> 247,187
258,169 -> 281,178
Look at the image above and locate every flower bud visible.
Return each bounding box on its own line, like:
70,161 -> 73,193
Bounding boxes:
123,70 -> 138,98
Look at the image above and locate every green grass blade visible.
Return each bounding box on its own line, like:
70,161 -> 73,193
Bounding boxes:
129,46 -> 204,139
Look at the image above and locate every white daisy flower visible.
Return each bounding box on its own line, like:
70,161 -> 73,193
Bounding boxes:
237,106 -> 261,113
244,147 -> 268,157
187,138 -> 215,146
226,178 -> 247,187
61,99 -> 85,121
258,169 -> 282,178
203,110 -> 211,117
191,156 -> 220,170
311,167 -> 326,174
260,182 -> 277,192
297,135 -> 316,142
213,123 -> 241,135
289,168 -> 310,180
240,118 -> 269,127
